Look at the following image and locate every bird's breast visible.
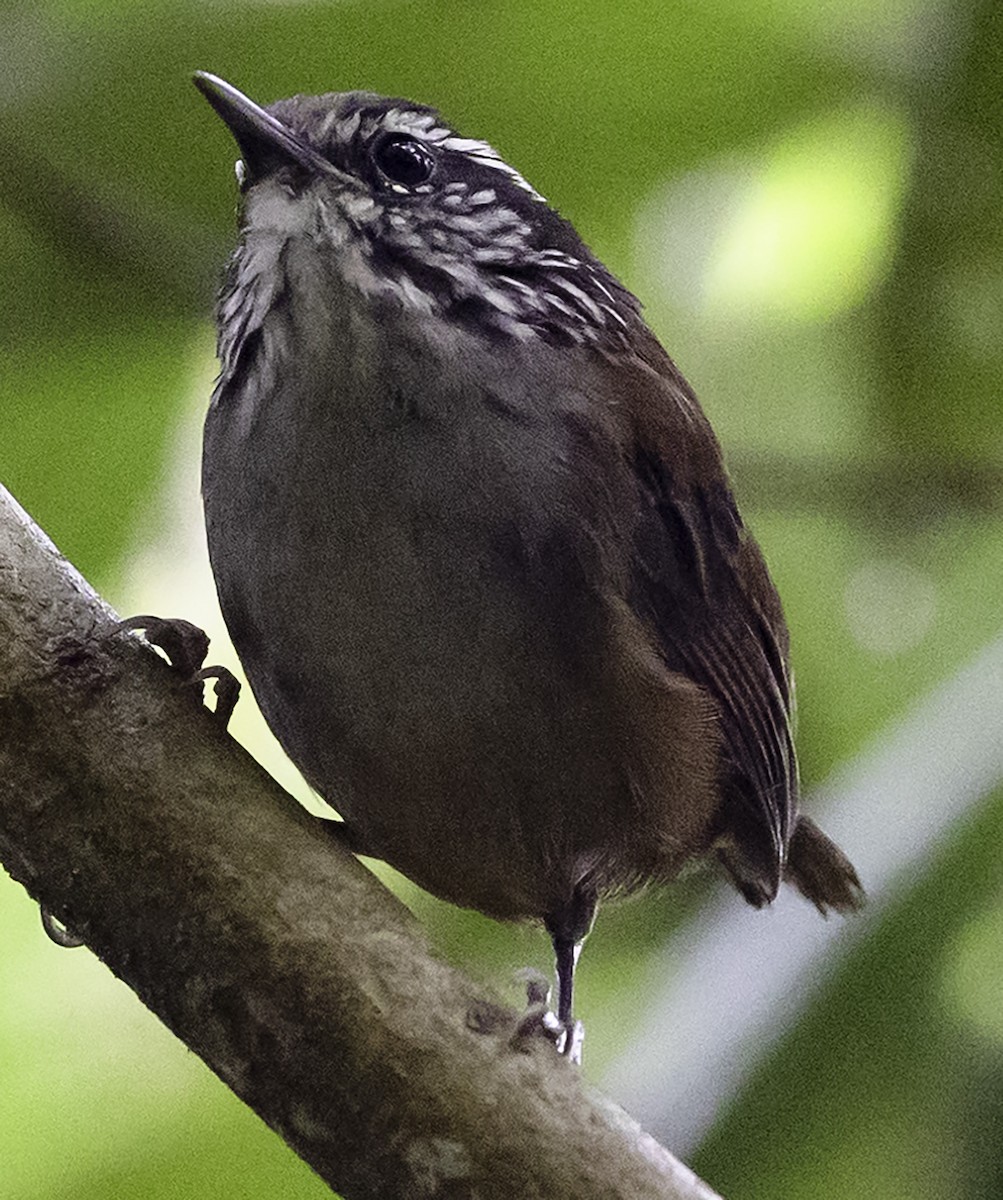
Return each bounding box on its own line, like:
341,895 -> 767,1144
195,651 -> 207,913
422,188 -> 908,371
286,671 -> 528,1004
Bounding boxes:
202,294 -> 719,917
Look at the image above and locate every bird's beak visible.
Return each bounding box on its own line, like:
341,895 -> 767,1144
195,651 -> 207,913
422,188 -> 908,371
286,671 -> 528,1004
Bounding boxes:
193,71 -> 333,184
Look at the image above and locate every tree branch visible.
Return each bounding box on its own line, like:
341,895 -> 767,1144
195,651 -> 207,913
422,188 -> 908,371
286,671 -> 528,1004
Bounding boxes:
0,483 -> 720,1200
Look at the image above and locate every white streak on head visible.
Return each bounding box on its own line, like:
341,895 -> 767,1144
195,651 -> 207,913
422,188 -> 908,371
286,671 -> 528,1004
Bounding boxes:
440,135 -> 545,200
543,292 -> 578,320
496,274 -> 536,296
534,250 -> 582,271
590,274 -> 616,304
380,110 -> 443,138
602,304 -> 629,328
550,276 -> 604,323
320,108 -> 362,142
395,274 -> 437,312
340,109 -> 362,139
440,136 -> 492,155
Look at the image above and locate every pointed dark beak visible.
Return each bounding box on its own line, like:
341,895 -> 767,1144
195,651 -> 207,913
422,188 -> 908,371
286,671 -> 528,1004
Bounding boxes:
193,71 -> 331,183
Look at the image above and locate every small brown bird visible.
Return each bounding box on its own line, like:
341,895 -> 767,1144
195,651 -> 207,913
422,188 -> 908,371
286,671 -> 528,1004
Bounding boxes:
193,73 -> 862,1057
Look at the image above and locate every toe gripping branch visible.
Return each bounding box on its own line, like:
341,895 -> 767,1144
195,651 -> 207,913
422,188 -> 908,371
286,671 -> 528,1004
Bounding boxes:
511,965 -> 585,1065
512,968 -> 565,1048
116,615 -> 241,727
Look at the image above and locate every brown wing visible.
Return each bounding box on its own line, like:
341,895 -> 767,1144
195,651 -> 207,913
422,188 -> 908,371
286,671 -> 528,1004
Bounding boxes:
620,338 -> 797,904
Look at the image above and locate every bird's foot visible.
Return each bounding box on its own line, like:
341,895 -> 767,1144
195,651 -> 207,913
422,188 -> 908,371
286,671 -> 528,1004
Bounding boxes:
511,969 -> 584,1063
116,615 -> 240,728
560,1019 -> 585,1064
191,664 -> 241,728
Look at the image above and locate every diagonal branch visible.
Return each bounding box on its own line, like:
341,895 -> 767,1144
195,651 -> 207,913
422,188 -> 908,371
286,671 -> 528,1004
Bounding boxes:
0,483 -> 720,1200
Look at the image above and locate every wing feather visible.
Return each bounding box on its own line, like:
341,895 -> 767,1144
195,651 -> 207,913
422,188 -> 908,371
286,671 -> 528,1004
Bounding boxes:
623,355 -> 797,900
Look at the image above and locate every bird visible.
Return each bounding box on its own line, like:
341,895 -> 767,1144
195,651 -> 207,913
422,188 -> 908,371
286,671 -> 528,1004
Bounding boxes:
192,71 -> 862,1059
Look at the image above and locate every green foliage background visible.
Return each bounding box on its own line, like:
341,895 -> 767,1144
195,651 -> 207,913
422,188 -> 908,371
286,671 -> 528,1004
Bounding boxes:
3,1 -> 1002,1196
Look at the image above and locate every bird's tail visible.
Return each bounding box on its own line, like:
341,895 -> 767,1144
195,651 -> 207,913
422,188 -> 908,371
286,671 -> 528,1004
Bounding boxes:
784,815 -> 864,915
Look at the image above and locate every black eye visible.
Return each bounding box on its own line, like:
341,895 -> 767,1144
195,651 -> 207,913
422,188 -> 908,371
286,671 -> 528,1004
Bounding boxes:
373,136 -> 435,187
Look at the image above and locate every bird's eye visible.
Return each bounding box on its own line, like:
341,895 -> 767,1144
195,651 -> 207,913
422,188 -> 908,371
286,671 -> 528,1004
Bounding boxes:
373,136 -> 435,188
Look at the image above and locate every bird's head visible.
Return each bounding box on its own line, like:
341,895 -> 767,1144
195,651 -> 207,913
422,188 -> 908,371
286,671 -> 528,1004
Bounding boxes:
193,72 -> 639,348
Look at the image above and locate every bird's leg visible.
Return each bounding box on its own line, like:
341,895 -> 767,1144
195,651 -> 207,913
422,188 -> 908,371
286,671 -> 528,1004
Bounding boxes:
512,896 -> 593,1060
116,615 -> 240,728
549,930 -> 585,1063
552,932 -> 577,1028
543,887 -> 596,1064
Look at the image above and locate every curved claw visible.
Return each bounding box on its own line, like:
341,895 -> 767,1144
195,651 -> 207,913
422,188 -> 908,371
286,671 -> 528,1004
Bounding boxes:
40,906 -> 85,949
516,967 -> 551,1009
116,616 -> 241,728
193,666 -> 241,728
510,968 -> 582,1062
116,615 -> 210,677
513,1003 -> 563,1045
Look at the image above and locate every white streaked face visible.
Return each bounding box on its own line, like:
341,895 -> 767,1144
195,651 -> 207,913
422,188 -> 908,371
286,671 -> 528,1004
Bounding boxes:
230,90 -> 638,346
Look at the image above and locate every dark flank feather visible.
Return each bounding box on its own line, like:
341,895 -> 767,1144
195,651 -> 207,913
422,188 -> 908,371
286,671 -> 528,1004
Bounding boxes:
619,332 -> 858,910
